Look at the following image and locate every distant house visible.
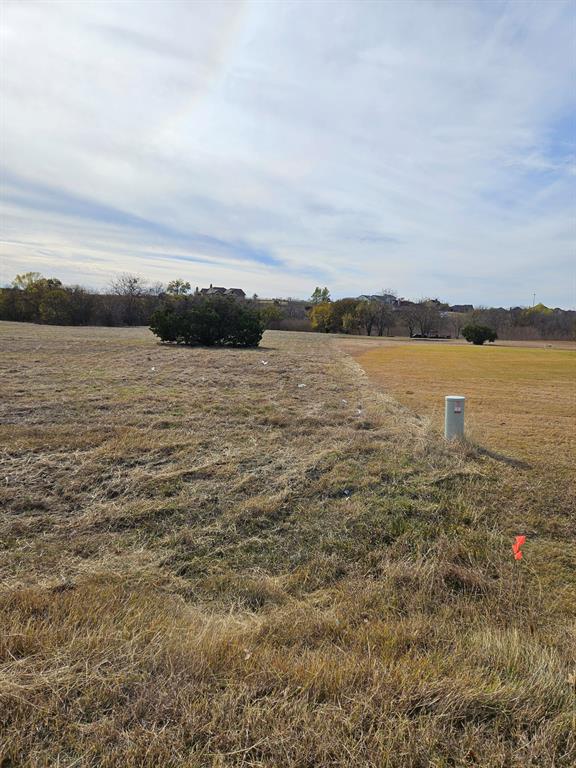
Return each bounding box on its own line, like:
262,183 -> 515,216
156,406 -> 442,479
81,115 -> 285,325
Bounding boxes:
357,293 -> 397,304
198,284 -> 226,295
449,304 -> 473,313
196,284 -> 245,299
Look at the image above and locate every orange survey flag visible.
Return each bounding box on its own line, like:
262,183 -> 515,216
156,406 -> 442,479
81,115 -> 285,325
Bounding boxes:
512,535 -> 526,560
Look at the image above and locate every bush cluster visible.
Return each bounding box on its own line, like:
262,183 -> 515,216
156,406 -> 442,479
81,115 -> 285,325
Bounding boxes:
150,295 -> 264,347
461,324 -> 498,345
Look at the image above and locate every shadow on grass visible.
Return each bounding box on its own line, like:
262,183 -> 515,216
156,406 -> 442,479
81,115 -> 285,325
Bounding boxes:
474,445 -> 532,470
155,342 -> 278,352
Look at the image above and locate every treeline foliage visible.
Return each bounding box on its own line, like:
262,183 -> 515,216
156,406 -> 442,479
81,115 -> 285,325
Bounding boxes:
0,273 -> 163,326
310,298 -> 396,336
150,294 -> 263,347
309,296 -> 575,341
310,298 -> 448,338
1,273 -> 574,340
310,286 -> 331,304
466,305 -> 575,341
0,272 -> 274,338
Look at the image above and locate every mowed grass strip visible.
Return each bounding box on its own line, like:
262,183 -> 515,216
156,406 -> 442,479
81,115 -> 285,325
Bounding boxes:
0,323 -> 575,767
355,344 -> 576,473
354,341 -> 576,615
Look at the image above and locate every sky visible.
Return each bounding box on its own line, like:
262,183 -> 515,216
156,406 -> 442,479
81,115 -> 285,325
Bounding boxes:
1,0 -> 575,307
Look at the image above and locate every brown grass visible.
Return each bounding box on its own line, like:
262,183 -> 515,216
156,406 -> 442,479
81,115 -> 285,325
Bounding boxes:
0,322 -> 575,767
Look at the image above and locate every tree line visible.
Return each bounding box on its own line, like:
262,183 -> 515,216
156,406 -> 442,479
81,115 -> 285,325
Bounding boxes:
0,272 -> 286,331
308,288 -> 575,341
1,273 -> 574,340
0,272 -> 165,326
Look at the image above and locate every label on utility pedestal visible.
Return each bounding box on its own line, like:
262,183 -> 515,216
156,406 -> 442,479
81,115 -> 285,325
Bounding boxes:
445,396 -> 465,440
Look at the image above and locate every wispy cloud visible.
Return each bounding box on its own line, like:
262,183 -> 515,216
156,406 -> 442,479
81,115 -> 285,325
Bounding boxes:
1,0 -> 574,306
1,169 -> 285,268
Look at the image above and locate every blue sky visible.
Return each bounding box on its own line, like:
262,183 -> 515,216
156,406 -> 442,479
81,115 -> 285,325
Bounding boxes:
1,0 -> 574,306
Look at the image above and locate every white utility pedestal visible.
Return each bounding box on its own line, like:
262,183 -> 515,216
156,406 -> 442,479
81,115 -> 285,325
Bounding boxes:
445,396 -> 465,440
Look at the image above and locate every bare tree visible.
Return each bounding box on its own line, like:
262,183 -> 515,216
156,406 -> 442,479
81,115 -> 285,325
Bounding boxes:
414,299 -> 441,337
400,299 -> 441,337
110,274 -> 149,325
399,306 -> 418,337
148,281 -> 165,296
375,303 -> 395,336
448,313 -> 464,339
110,273 -> 148,295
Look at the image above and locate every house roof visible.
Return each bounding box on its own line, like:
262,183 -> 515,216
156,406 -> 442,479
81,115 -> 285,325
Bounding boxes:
198,285 -> 245,297
358,294 -> 396,303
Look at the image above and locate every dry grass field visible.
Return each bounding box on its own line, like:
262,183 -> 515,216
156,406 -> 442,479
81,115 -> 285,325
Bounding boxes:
1,322 -> 575,767
354,344 -> 576,474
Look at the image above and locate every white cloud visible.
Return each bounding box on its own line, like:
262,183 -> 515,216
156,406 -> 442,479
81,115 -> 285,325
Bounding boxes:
1,0 -> 574,307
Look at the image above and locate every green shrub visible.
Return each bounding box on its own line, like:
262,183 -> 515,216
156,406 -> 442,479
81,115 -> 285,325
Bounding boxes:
461,324 -> 498,345
150,295 -> 264,347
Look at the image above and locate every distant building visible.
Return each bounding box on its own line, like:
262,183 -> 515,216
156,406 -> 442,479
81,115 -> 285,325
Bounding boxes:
198,284 -> 225,295
449,304 -> 473,313
196,284 -> 245,299
357,293 -> 397,304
